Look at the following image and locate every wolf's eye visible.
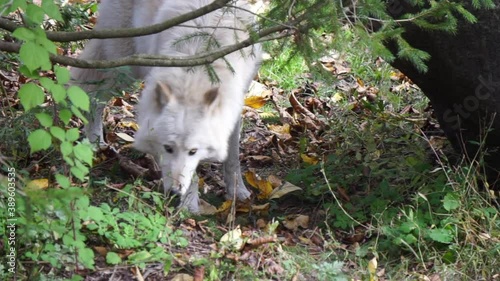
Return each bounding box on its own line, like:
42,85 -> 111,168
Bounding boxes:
164,145 -> 173,153
188,149 -> 197,156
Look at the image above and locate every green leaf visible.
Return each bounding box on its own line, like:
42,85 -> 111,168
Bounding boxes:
74,143 -> 93,166
55,174 -> 71,188
60,141 -> 73,156
35,112 -> 53,127
51,84 -> 67,104
12,27 -> 36,41
128,251 -> 152,262
28,129 -> 52,153
68,86 -> 90,111
78,247 -> 95,269
63,155 -> 75,166
399,221 -> 417,234
71,105 -> 88,123
442,193 -> 460,211
39,77 -> 55,91
428,228 -> 453,244
59,109 -> 72,125
66,128 -> 80,142
68,275 -> 84,281
75,195 -> 90,210
19,41 -> 50,71
3,0 -> 27,14
36,36 -> 57,54
50,126 -> 66,141
18,83 -> 45,111
87,206 -> 104,222
106,252 -> 122,265
42,0 -> 63,21
26,3 -> 46,24
75,160 -> 89,175
54,65 -> 70,85
71,166 -> 86,181
18,65 -> 39,78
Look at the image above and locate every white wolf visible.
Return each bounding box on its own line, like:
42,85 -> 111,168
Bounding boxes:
71,0 -> 261,213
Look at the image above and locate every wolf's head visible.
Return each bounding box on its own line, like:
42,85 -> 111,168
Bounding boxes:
134,72 -> 234,196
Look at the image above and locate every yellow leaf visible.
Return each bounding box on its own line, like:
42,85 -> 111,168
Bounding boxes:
332,92 -> 343,102
357,77 -> 365,87
120,121 -> 139,131
28,178 -> 49,189
220,226 -> 244,251
244,171 -> 259,189
244,171 -> 273,199
217,200 -> 233,213
257,181 -> 273,200
300,154 -> 319,165
269,181 -> 302,199
244,95 -> 268,109
251,203 -> 270,211
368,257 -> 378,281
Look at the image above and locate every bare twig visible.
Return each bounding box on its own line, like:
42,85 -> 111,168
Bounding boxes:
0,0 -> 232,42
0,17 -> 301,69
0,0 -> 326,69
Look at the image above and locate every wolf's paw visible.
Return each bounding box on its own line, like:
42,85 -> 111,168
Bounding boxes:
226,184 -> 251,201
179,189 -> 200,214
236,186 -> 251,200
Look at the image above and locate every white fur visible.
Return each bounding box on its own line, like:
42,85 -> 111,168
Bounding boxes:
71,0 -> 261,212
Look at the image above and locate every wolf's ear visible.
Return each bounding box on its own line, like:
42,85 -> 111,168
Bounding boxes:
204,87 -> 219,106
155,82 -> 174,107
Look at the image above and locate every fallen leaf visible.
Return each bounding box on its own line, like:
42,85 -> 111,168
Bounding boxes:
28,178 -> 49,189
244,171 -> 273,200
116,132 -> 135,142
247,235 -> 277,246
368,257 -> 378,281
300,153 -> 319,165
199,199 -> 217,215
120,121 -> 139,131
244,95 -> 268,109
93,246 -> 108,257
217,200 -> 233,213
259,111 -> 277,119
171,274 -> 194,281
283,214 -> 309,231
220,226 -> 244,251
267,175 -> 282,188
246,155 -> 273,165
268,123 -> 290,134
251,202 -> 270,212
269,181 -> 302,199
194,266 -> 205,281
357,77 -> 365,87
332,92 -> 343,102
132,265 -> 145,281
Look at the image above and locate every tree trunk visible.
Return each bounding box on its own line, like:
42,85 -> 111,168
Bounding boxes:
387,0 -> 500,188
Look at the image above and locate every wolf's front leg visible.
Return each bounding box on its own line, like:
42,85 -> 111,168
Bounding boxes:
178,174 -> 200,213
84,100 -> 108,149
223,118 -> 251,201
